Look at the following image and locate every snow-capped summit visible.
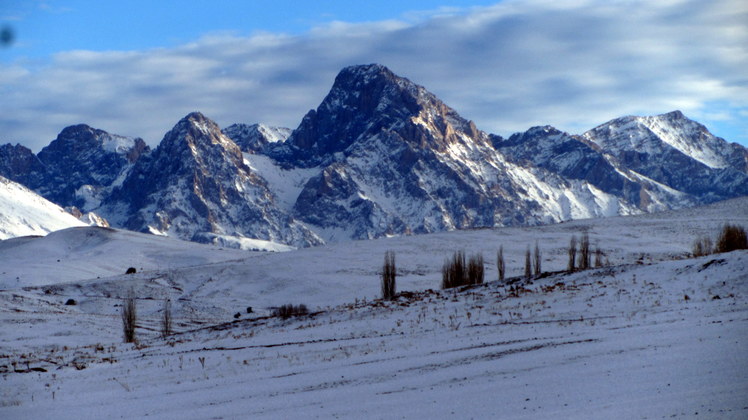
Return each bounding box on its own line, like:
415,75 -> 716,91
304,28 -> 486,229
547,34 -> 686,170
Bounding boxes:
583,111 -> 748,203
585,111 -> 747,171
101,112 -> 321,249
1,124 -> 150,211
270,63 -> 485,168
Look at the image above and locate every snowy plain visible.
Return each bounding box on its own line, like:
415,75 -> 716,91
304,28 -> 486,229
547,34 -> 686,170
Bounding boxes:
1,197 -> 747,419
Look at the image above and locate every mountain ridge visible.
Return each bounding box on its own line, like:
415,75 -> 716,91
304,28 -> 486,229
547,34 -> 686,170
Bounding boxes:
1,64 -> 746,246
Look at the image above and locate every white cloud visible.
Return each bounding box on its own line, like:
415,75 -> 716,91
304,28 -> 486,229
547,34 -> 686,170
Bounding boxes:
1,0 -> 746,151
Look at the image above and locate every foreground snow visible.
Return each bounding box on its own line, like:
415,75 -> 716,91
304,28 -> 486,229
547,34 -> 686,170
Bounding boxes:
1,198 -> 747,418
2,251 -> 746,419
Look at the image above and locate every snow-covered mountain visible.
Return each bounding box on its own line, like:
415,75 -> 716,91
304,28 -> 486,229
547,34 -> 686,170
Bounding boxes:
2,197 -> 747,419
1,65 -> 746,247
262,64 -> 636,241
101,112 -> 321,248
582,111 -> 748,205
0,176 -> 85,239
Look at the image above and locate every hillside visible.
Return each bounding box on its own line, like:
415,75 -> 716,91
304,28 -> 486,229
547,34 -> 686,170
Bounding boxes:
1,199 -> 746,418
0,176 -> 85,240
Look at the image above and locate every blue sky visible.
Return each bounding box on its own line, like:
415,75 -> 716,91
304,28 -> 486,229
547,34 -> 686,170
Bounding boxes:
1,1 -> 499,60
1,0 -> 747,151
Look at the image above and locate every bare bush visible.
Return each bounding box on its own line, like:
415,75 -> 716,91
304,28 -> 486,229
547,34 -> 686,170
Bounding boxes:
716,224 -> 748,253
161,298 -> 172,339
692,236 -> 713,257
524,247 -> 532,279
579,232 -> 591,270
273,304 -> 309,319
467,253 -> 484,285
568,235 -> 577,272
442,250 -> 466,289
121,290 -> 136,343
381,251 -> 396,300
595,247 -> 603,268
497,246 -> 505,283
442,251 -> 483,289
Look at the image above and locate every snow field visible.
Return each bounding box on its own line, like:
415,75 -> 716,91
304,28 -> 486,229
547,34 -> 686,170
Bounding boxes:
2,250 -> 747,419
1,197 -> 747,418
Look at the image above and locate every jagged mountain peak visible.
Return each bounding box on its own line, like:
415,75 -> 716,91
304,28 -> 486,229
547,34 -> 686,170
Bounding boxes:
44,123 -> 147,162
271,63 -> 485,167
159,112 -> 244,165
503,125 -> 567,146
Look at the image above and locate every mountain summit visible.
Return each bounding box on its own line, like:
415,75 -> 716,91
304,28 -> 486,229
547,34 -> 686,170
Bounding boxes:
270,64 -> 484,167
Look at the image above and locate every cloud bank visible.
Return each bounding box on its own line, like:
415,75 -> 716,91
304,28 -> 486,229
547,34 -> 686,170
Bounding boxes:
1,0 -> 747,151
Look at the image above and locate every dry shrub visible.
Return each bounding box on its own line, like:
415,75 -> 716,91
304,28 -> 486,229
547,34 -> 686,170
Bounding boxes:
716,224 -> 747,253
442,251 -> 484,289
273,304 -> 309,319
121,290 -> 137,343
382,251 -> 396,300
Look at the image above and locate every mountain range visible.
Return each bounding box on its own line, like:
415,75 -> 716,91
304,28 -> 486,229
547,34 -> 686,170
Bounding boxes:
1,64 -> 746,247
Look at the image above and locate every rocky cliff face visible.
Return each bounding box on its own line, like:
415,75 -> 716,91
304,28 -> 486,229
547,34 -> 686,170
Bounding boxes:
0,143 -> 47,189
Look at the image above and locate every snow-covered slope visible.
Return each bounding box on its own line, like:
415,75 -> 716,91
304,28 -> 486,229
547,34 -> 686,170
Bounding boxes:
0,176 -> 85,240
0,226 -> 255,288
1,199 -> 746,419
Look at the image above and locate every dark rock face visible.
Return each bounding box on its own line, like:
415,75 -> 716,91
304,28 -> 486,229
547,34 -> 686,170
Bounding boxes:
0,125 -> 149,210
0,143 -> 47,188
36,124 -> 149,208
102,112 -> 321,247
222,123 -> 291,154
